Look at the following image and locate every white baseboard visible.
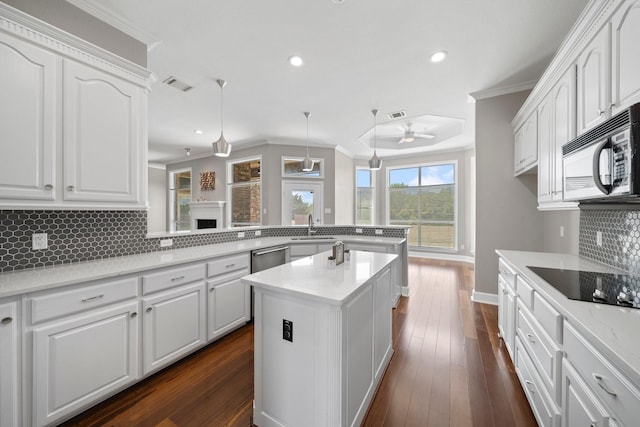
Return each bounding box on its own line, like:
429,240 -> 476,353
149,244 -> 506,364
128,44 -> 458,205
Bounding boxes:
401,286 -> 410,297
471,290 -> 498,306
408,251 -> 474,264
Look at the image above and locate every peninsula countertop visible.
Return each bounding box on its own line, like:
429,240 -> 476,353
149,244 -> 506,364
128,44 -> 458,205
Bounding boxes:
0,235 -> 405,298
242,250 -> 398,305
496,249 -> 640,387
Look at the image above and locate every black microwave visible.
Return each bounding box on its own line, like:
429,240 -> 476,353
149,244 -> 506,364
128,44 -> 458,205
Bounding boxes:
562,103 -> 640,202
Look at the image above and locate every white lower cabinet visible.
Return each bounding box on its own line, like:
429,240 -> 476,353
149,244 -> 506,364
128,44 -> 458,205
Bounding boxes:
373,267 -> 392,382
32,301 -> 139,426
0,299 -> 20,427
142,281 -> 206,375
562,359 -> 614,427
208,277 -> 250,341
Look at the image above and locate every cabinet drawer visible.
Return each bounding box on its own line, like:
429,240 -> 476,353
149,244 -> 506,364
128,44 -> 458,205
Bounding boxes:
29,277 -> 138,324
515,337 -> 561,427
517,275 -> 535,310
142,264 -> 205,295
499,258 -> 517,289
564,321 -> 640,427
533,292 -> 562,344
207,253 -> 249,277
517,301 -> 562,404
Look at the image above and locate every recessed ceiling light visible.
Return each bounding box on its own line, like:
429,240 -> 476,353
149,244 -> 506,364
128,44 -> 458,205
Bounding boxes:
194,129 -> 203,134
430,50 -> 447,63
332,0 -> 345,3
289,55 -> 303,67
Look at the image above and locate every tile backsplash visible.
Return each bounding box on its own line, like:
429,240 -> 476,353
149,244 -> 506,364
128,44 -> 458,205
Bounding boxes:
579,207 -> 640,274
0,210 -> 406,273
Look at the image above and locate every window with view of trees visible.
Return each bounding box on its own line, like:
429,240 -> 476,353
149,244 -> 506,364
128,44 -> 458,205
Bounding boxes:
387,163 -> 456,249
227,157 -> 261,227
356,168 -> 374,225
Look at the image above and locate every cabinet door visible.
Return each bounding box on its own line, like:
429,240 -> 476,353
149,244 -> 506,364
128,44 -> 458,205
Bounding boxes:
553,66 -> 577,201
63,59 -> 141,204
611,0 -> 640,114
373,268 -> 392,382
0,301 -> 19,427
577,24 -> 611,133
523,113 -> 538,167
505,285 -> 516,359
497,276 -> 507,341
562,360 -> 612,427
514,126 -> 524,174
32,301 -> 139,426
0,33 -> 56,202
207,277 -> 250,341
538,94 -> 553,202
142,282 -> 206,375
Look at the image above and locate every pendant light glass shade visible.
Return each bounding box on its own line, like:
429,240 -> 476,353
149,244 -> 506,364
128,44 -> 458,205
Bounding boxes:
301,111 -> 314,172
369,109 -> 382,170
212,79 -> 232,157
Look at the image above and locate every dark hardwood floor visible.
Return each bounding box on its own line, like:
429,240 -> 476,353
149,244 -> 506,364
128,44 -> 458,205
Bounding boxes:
61,258 -> 536,427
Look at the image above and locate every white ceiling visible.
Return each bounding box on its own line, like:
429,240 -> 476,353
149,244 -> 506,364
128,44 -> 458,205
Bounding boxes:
70,0 -> 590,164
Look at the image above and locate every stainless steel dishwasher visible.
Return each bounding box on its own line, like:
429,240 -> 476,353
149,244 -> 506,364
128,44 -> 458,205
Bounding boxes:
250,245 -> 290,317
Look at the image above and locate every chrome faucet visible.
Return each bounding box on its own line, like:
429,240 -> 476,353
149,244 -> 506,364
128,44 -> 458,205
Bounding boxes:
308,213 -> 315,237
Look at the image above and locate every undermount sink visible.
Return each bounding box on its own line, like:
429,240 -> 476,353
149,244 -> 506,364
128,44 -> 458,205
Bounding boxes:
290,236 -> 336,240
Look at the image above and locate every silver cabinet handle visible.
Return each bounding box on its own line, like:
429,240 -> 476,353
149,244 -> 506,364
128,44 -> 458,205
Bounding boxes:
131,312 -> 137,318
210,287 -> 215,292
66,185 -> 75,191
609,103 -> 616,110
146,307 -> 153,313
82,294 -> 104,303
526,333 -> 536,343
597,109 -> 605,116
225,263 -> 236,268
1,317 -> 12,325
592,373 -> 617,396
44,184 -> 53,190
171,275 -> 185,282
524,380 -> 535,393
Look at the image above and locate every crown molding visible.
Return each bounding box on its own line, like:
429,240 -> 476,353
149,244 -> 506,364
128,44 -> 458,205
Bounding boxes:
65,0 -> 163,51
469,80 -> 537,101
0,2 -> 154,89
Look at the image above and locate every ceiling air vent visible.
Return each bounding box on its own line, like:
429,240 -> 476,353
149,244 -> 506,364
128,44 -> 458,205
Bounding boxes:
163,76 -> 193,92
387,110 -> 406,120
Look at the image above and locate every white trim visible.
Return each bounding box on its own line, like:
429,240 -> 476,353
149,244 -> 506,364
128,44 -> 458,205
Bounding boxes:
148,163 -> 166,170
355,167 -> 376,226
281,180 -> 324,226
469,80 -> 537,101
281,156 -> 324,178
471,290 -> 498,306
408,251 -> 474,264
0,2 -> 154,89
401,287 -> 410,297
168,167 -> 192,233
65,0 -> 163,51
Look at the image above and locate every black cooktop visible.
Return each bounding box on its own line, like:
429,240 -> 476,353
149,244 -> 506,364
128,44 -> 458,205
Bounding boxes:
527,266 -> 640,309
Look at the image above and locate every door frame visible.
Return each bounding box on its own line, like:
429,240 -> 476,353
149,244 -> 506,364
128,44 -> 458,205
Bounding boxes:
281,180 -> 324,226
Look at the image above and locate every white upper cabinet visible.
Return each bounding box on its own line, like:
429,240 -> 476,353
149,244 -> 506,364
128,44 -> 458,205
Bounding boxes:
63,60 -> 142,204
537,94 -> 553,203
611,0 -> 640,114
0,33 -> 57,202
514,112 -> 538,175
577,23 -> 611,134
0,6 -> 151,209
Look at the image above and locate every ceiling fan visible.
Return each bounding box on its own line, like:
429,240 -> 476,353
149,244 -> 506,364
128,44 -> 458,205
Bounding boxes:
379,122 -> 435,144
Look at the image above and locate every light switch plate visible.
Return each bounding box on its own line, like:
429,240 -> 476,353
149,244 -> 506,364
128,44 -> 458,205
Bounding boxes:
355,228 -> 363,234
238,232 -> 245,238
375,229 -> 383,235
255,230 -> 261,236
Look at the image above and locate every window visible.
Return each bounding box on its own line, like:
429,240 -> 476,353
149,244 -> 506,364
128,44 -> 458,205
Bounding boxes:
387,162 -> 456,249
168,168 -> 191,232
227,157 -> 261,227
281,157 -> 323,178
356,168 -> 375,225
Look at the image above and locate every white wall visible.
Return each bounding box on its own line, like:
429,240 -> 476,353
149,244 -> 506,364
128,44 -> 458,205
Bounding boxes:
475,90 -> 544,296
334,150 -> 355,224
147,166 -> 166,233
543,210 -> 580,254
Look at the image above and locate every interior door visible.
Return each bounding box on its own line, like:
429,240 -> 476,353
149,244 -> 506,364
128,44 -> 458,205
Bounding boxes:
282,181 -> 323,226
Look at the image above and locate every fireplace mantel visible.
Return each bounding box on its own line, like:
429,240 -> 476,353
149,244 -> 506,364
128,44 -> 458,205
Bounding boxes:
189,201 -> 226,230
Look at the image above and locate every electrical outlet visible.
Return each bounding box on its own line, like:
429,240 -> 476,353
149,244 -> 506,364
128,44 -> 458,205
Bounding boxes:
283,319 -> 293,342
375,229 -> 383,235
596,231 -> 602,247
160,238 -> 173,248
355,228 -> 363,234
255,230 -> 261,236
238,231 -> 245,238
32,233 -> 48,250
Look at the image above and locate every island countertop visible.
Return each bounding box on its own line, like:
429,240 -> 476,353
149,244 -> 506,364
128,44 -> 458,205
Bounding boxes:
242,250 -> 398,305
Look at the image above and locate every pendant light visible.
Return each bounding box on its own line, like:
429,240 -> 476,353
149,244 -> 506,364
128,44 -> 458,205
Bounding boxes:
368,109 -> 382,170
301,111 -> 314,172
212,79 -> 232,157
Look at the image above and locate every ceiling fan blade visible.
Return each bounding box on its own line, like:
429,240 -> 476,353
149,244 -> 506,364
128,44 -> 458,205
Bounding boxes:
397,137 -> 408,144
415,133 -> 435,139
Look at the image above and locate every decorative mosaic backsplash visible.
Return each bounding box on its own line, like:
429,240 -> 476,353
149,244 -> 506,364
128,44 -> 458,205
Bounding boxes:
579,207 -> 640,307
0,210 -> 406,273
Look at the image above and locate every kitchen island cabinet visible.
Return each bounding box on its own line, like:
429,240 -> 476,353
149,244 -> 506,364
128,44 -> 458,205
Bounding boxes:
244,250 -> 397,427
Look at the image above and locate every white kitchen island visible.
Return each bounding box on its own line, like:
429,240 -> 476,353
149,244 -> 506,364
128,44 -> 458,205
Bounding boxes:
242,250 -> 398,427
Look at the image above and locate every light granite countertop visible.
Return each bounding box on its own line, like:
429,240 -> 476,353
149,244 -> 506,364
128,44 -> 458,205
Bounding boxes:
496,249 -> 640,388
243,250 -> 398,305
0,235 -> 404,298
